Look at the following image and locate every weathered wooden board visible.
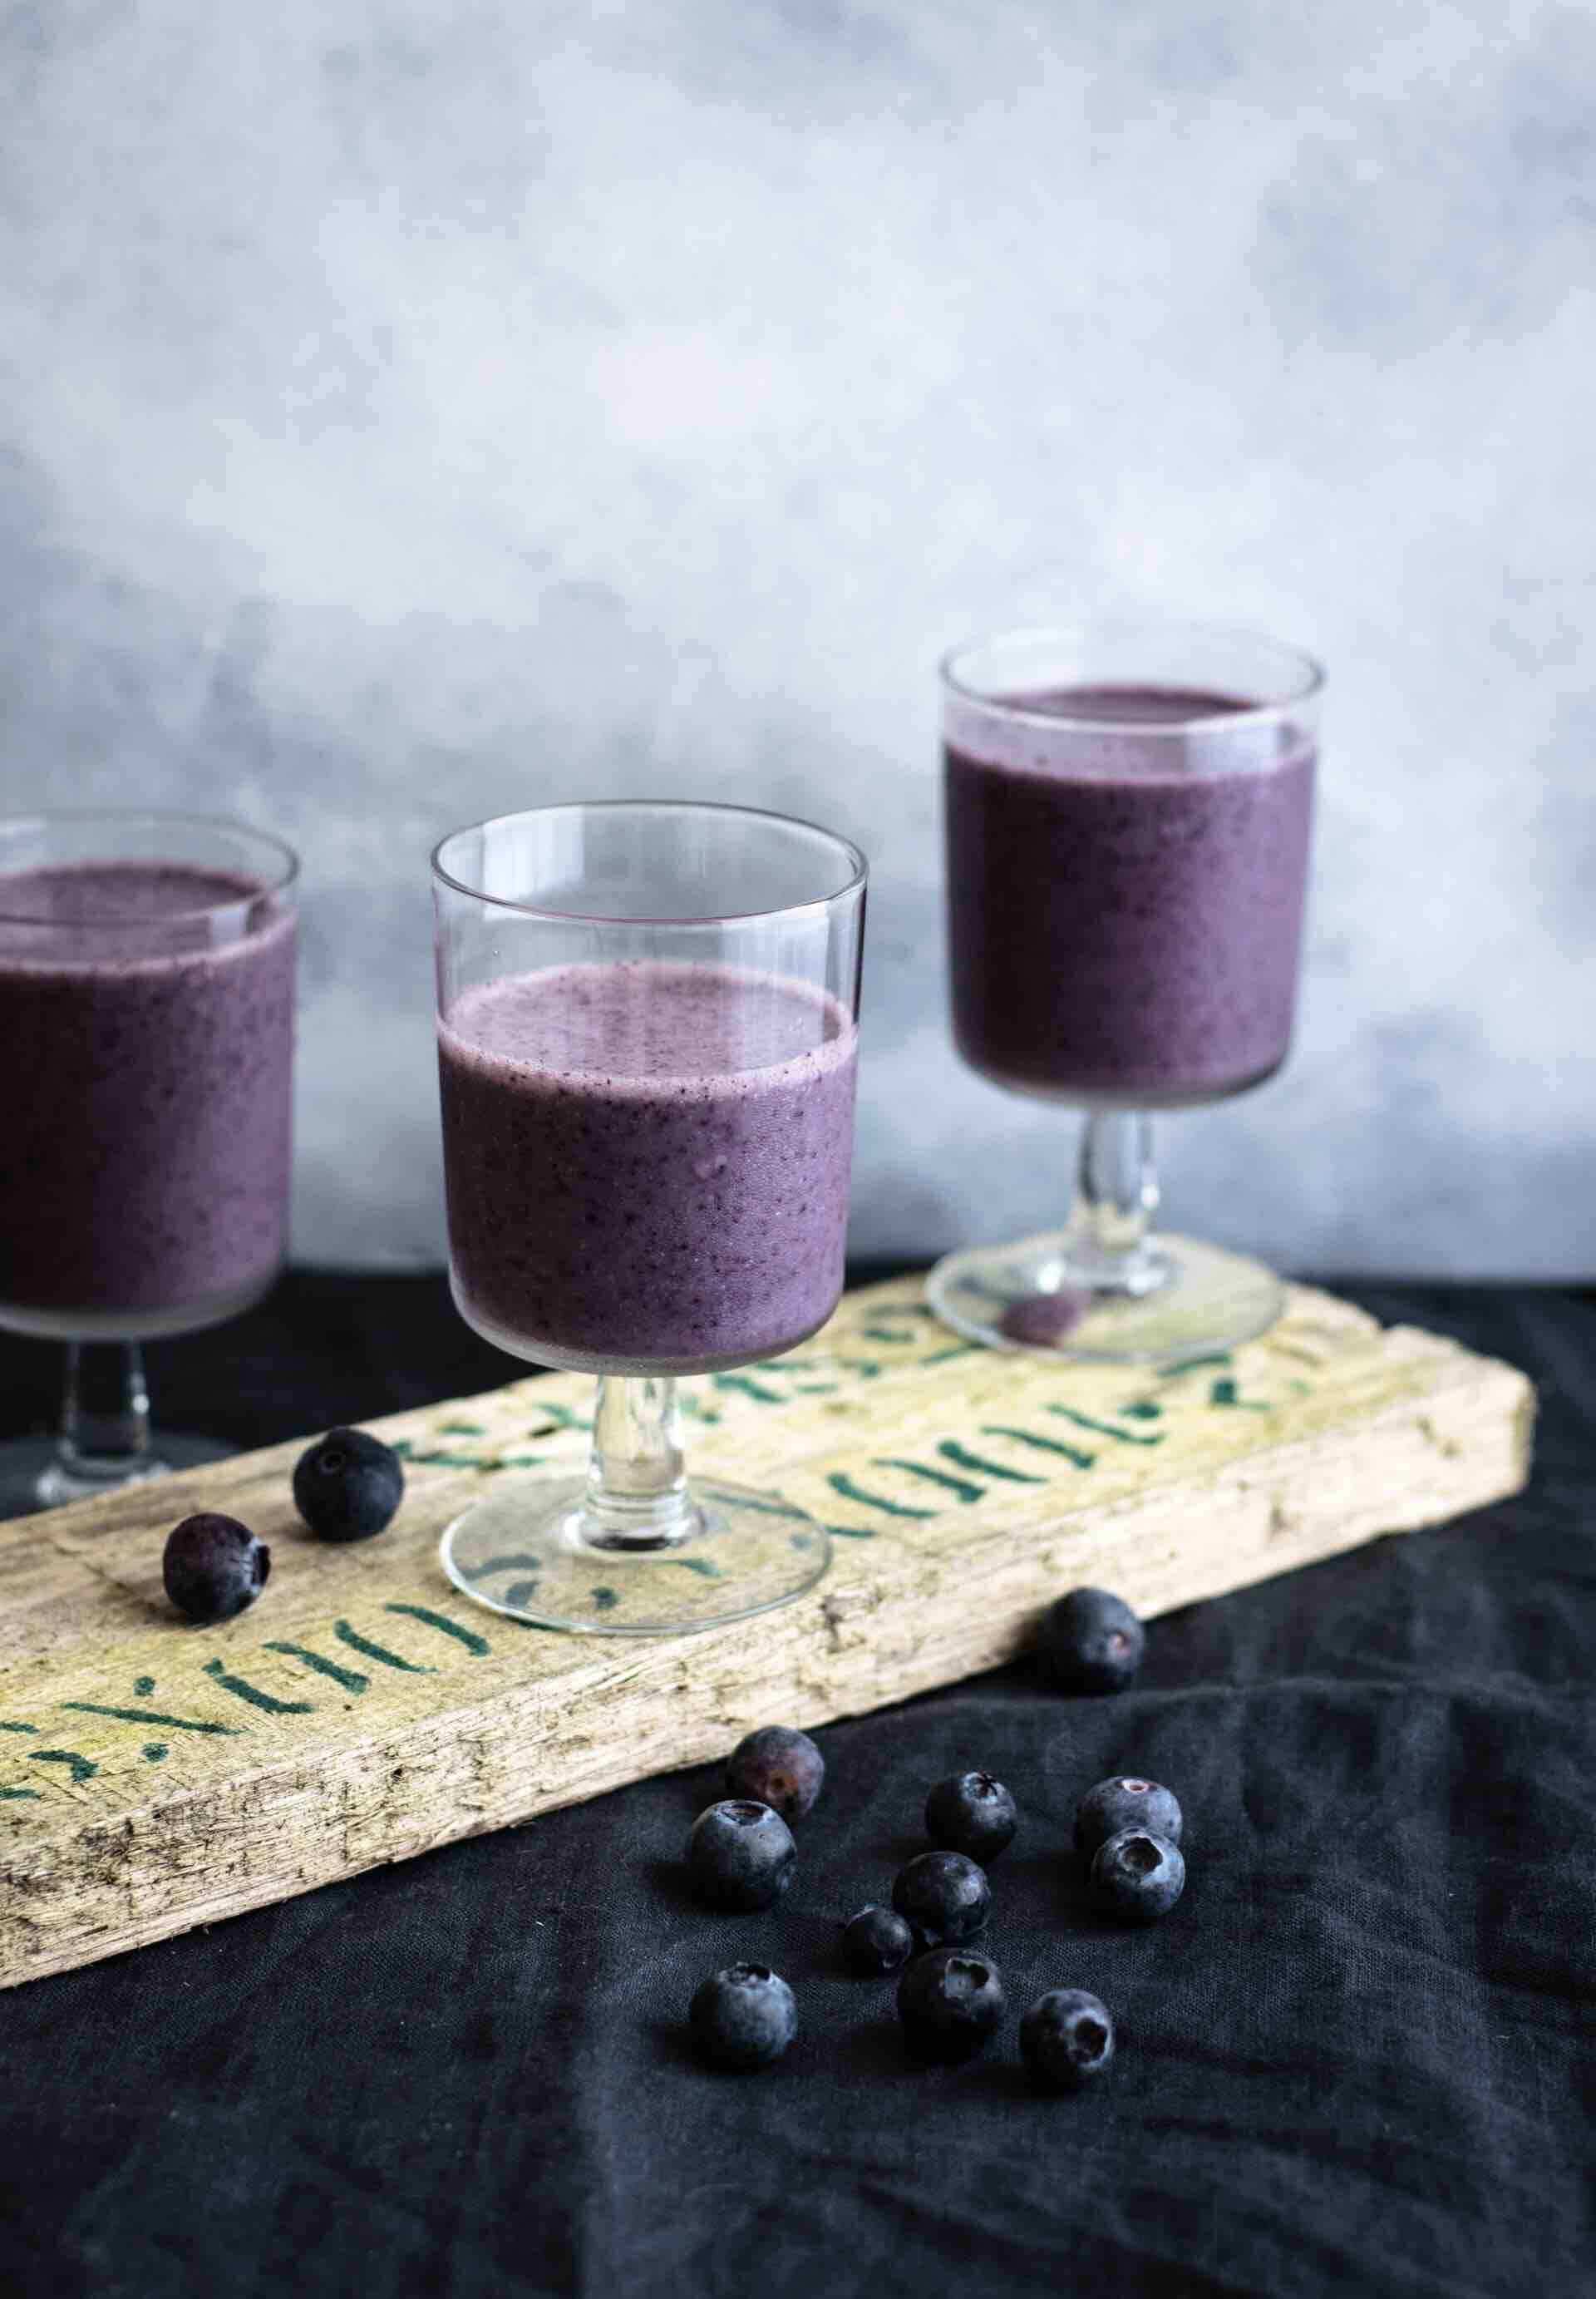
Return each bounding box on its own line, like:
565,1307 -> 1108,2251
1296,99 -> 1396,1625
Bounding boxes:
0,1278 -> 1533,1990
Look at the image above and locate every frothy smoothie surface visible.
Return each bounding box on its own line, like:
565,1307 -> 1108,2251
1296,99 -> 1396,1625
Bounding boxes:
945,683 -> 1316,1105
0,861 -> 296,1322
438,961 -> 858,1371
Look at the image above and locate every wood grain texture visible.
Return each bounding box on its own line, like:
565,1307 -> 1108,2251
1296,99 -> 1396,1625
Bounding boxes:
0,1278 -> 1534,1989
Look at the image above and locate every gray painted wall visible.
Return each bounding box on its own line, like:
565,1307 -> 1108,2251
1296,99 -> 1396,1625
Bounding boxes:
3,2 -> 1592,1276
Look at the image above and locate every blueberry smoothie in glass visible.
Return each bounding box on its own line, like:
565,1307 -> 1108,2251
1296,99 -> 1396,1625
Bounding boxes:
946,684 -> 1316,1108
0,859 -> 297,1337
929,623 -> 1323,1366
439,960 -> 858,1374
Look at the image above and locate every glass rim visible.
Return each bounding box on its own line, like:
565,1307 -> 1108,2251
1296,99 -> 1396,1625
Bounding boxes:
0,807 -> 300,924
939,618 -> 1326,733
431,797 -> 869,927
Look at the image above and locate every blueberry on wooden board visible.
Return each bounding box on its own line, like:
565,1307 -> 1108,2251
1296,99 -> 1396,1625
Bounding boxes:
1074,1776 -> 1183,1860
898,1947 -> 1006,2064
725,1724 -> 825,1820
1020,1989 -> 1116,2089
689,1964 -> 797,2070
925,1770 -> 1018,1865
892,1849 -> 991,1947
162,1513 -> 270,1625
1089,1828 -> 1185,1924
687,1800 -> 797,1911
1040,1586 -> 1145,1694
293,1427 -> 405,1543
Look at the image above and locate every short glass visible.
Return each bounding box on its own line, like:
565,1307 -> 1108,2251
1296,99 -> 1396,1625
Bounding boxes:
929,621 -> 1323,1364
432,800 -> 867,1634
0,810 -> 298,1513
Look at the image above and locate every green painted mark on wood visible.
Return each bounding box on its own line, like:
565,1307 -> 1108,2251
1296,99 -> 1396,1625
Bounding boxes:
0,1787 -> 39,1800
835,1357 -> 883,1379
789,1532 -> 815,1552
875,1456 -> 983,1503
532,1400 -> 591,1431
63,1701 -> 235,1735
202,1660 -> 313,1716
712,1372 -> 785,1404
859,1325 -> 915,1344
1160,1351 -> 1233,1379
667,1557 -> 724,1579
385,1603 -> 491,1655
826,1471 -> 933,1521
0,1722 -> 38,1735
791,1380 -> 841,1394
440,1420 -> 486,1436
1209,1377 -> 1269,1412
133,1675 -> 156,1696
937,1439 -> 1045,1485
982,1424 -> 1095,1470
590,1587 -> 619,1611
724,1492 -> 807,1522
30,1749 -> 98,1783
387,1438 -> 414,1458
1118,1399 -> 1164,1421
1047,1406 -> 1165,1448
334,1620 -> 435,1673
264,1642 -> 370,1694
143,1744 -> 167,1764
475,1552 -> 545,1575
502,1579 -> 540,1611
408,1449 -> 494,1469
921,1344 -> 978,1365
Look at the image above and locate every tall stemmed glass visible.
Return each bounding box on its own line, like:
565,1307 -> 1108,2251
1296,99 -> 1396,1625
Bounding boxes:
433,801 -> 866,1635
0,811 -> 298,1514
929,622 -> 1322,1364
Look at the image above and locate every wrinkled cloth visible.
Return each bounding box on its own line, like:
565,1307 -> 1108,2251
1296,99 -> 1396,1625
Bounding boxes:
0,1275 -> 1591,2299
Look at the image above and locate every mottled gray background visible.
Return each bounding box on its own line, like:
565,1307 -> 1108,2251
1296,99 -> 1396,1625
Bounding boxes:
3,2 -> 1592,1275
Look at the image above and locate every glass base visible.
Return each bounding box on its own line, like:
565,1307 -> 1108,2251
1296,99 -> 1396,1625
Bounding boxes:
0,1429 -> 234,1522
440,1473 -> 833,1635
926,1228 -> 1284,1366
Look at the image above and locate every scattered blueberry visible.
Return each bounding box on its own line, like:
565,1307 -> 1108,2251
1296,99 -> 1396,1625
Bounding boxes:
161,1513 -> 270,1625
841,1904 -> 914,1976
687,1800 -> 797,1911
1020,1989 -> 1116,2090
998,1290 -> 1088,1347
689,1963 -> 797,2070
898,1946 -> 1006,2064
1089,1828 -> 1185,1924
925,1770 -> 1018,1865
1074,1776 -> 1183,1861
292,1426 -> 405,1543
725,1724 -> 825,1821
892,1849 -> 991,1947
1040,1586 -> 1145,1694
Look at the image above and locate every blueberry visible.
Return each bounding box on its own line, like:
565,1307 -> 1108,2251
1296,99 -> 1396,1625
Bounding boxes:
892,1849 -> 991,1947
1020,1989 -> 1116,2090
293,1426 -> 405,1544
1074,1776 -> 1183,1861
898,1946 -> 1005,2063
689,1963 -> 797,2070
725,1724 -> 824,1821
162,1513 -> 270,1625
1040,1586 -> 1145,1694
925,1770 -> 1018,1865
841,1904 -> 914,1976
687,1799 -> 797,1910
1089,1828 -> 1185,1923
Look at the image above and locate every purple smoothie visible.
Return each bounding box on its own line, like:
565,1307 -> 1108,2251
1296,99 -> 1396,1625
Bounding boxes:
944,684 -> 1316,1105
437,960 -> 859,1373
0,862 -> 296,1334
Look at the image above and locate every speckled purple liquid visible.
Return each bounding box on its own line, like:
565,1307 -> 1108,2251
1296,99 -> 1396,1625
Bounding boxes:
945,685 -> 1316,1106
0,863 -> 296,1332
438,961 -> 859,1374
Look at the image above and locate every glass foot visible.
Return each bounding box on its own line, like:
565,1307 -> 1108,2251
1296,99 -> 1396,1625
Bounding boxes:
0,1430 -> 234,1521
441,1473 -> 833,1635
927,1229 -> 1284,1366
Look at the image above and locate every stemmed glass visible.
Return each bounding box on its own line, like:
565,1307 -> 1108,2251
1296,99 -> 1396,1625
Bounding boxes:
0,811 -> 298,1515
432,800 -> 867,1635
929,621 -> 1323,1364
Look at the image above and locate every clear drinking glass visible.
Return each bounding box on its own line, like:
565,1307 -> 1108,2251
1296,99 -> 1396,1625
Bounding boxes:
0,811 -> 298,1513
433,800 -> 867,1634
929,621 -> 1323,1364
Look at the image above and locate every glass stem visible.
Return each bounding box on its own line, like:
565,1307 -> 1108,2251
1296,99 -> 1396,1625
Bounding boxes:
1066,1112 -> 1165,1295
57,1342 -> 157,1486
582,1376 -> 700,1552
